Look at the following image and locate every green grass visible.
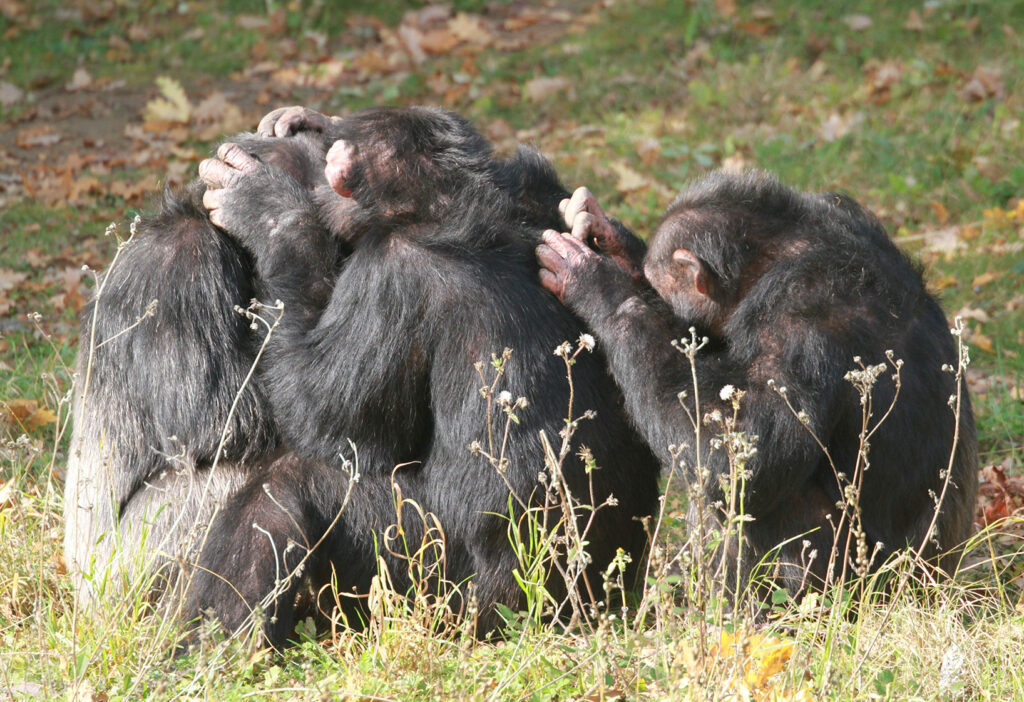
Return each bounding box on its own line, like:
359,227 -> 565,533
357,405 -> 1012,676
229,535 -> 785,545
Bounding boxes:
1,0 -> 1023,699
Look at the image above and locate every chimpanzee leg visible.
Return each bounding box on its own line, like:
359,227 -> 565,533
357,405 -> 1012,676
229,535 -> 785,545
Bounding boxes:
186,454 -> 351,647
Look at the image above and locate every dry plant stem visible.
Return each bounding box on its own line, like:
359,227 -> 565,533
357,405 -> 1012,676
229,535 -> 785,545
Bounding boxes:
837,320 -> 972,699
671,328 -> 712,659
914,318 -> 968,561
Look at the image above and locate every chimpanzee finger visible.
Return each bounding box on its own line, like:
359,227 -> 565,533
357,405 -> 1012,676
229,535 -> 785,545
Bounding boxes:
542,229 -> 591,260
538,269 -> 563,298
536,242 -> 566,273
565,186 -> 608,231
570,212 -> 597,244
202,187 -> 224,212
216,143 -> 260,173
256,107 -> 296,137
198,158 -> 239,189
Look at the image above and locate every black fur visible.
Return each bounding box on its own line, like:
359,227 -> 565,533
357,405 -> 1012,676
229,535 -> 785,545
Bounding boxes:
544,170 -> 978,596
66,110 -> 660,647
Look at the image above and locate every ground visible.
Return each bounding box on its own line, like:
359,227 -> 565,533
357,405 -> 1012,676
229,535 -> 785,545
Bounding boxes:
0,1 -> 1022,700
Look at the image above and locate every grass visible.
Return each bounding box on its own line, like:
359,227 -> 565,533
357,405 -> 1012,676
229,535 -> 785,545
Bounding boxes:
1,0 -> 1023,699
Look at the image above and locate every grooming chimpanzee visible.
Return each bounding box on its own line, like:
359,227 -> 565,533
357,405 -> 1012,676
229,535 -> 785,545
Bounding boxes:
536,171 -> 978,595
191,105 -> 660,644
64,131 -> 344,612
68,106 -> 660,647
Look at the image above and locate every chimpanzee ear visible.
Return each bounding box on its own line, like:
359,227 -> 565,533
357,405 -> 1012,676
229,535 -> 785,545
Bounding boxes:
672,248 -> 714,298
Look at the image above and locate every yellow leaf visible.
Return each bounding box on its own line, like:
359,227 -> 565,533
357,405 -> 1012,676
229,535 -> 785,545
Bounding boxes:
931,274 -> 958,291
0,478 -> 13,510
972,271 -> 1000,288
143,76 -> 191,126
25,407 -> 57,431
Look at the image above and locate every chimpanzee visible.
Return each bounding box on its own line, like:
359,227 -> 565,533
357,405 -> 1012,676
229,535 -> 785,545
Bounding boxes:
536,170 -> 978,595
68,106 -> 660,647
63,131 -> 344,612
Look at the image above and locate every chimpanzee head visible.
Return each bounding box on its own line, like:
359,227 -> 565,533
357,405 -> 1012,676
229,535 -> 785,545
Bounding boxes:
645,170 -> 818,334
324,106 -> 497,222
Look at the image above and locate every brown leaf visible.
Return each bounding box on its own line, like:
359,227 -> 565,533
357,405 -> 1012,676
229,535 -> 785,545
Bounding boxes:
419,27 -> 460,54
962,66 -> 1004,102
955,305 -> 990,323
0,269 -> 27,294
523,76 -> 571,102
903,9 -> 924,31
930,274 -> 958,291
636,137 -> 661,165
65,67 -> 92,92
930,201 -> 949,224
818,111 -> 863,142
449,13 -> 492,45
396,24 -> 427,64
108,174 -> 159,203
714,0 -> 737,19
971,331 -> 994,353
193,92 -> 248,141
0,80 -> 23,107
16,125 -> 61,148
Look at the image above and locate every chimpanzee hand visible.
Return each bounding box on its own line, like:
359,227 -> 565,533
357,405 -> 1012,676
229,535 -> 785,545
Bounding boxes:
257,105 -> 341,138
537,229 -> 637,321
199,142 -> 315,250
559,187 -> 646,279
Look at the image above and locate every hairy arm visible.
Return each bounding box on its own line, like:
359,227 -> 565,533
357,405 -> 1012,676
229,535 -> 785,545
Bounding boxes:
537,231 -> 841,516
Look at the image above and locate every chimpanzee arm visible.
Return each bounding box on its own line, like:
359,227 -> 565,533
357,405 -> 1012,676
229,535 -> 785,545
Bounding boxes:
199,143 -> 341,322
537,231 -> 841,516
199,147 -> 431,467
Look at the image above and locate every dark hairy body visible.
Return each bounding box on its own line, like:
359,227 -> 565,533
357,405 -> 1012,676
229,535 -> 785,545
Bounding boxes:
65,107 -> 660,647
537,171 -> 978,595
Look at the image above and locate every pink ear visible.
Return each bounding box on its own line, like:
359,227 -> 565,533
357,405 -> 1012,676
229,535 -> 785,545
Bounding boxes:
672,248 -> 711,297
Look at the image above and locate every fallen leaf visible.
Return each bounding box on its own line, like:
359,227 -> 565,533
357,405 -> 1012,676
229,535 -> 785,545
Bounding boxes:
108,174 -> 160,203
193,92 -> 248,140
0,80 -> 23,106
0,269 -> 27,293
972,271 -> 1000,288
971,331 -> 994,353
962,66 -> 1004,102
904,9 -> 924,31
931,201 -> 949,224
931,274 -> 958,291
636,137 -> 661,165
721,153 -> 749,173
143,76 -> 191,127
843,14 -> 873,31
714,0 -> 737,19
16,125 -> 61,148
419,27 -> 460,54
609,161 -> 651,193
819,111 -> 863,142
449,13 -> 492,45
2,398 -> 58,432
65,67 -> 92,92
955,305 -> 989,323
523,76 -> 571,102
0,478 -> 12,510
